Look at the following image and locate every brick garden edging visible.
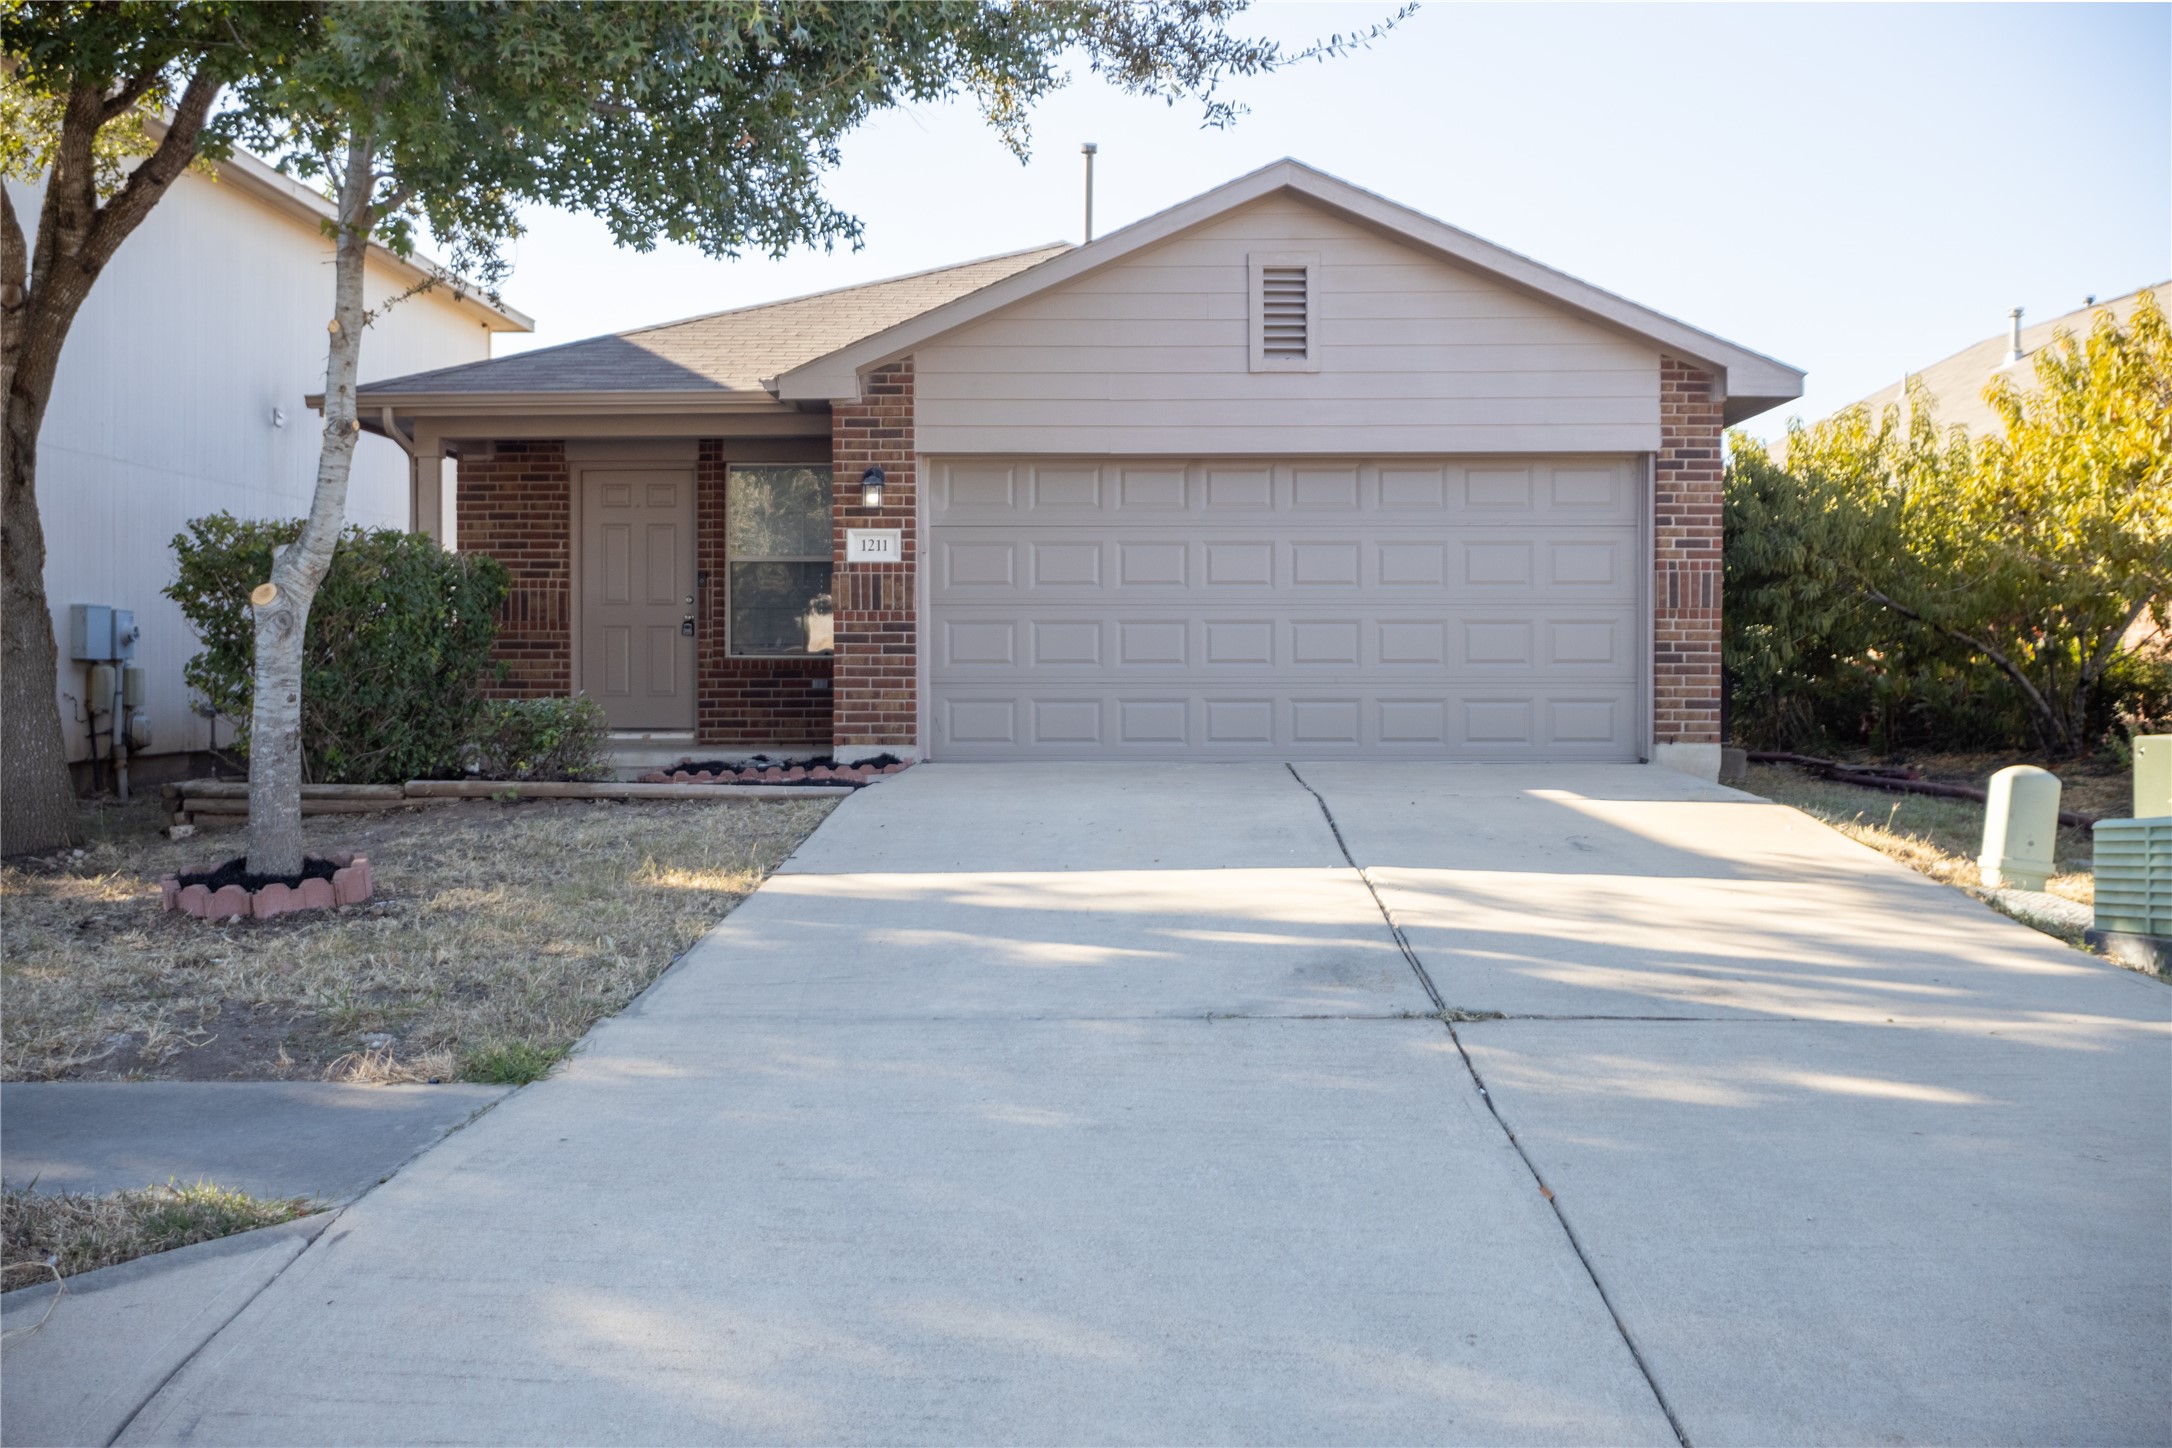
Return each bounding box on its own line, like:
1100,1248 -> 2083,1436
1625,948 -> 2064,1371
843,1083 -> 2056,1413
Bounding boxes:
162,853 -> 373,921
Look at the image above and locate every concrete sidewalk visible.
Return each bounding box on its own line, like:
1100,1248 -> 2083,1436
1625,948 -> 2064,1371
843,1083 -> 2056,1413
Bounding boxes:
2,1083 -> 511,1202
71,763 -> 2172,1445
1,1084 -> 509,1448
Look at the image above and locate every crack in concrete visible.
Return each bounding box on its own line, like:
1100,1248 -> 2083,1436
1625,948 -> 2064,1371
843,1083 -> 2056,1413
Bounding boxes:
1286,763 -> 1694,1448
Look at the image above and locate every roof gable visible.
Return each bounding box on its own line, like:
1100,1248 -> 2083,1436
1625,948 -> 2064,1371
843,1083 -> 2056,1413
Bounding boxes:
777,159 -> 1804,424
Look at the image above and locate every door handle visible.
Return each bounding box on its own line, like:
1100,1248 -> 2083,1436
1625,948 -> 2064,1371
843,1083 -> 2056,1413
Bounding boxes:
680,615 -> 695,637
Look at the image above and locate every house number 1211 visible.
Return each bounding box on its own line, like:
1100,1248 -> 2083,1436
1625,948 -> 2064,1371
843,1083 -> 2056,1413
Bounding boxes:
845,528 -> 902,564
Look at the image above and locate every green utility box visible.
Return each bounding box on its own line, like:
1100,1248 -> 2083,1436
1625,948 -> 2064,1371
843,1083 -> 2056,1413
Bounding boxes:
2133,735 -> 2170,820
2088,816 -> 2172,973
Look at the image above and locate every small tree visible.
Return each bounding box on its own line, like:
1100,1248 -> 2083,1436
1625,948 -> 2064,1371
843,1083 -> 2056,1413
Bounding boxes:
0,1 -> 317,854
232,0 -> 1406,875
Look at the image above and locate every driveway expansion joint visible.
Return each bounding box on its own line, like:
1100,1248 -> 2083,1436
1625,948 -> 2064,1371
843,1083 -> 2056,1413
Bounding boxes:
1286,761 -> 1694,1448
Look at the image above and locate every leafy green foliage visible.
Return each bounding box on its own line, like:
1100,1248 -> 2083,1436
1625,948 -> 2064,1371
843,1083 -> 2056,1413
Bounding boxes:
232,1 -> 1407,295
468,697 -> 612,783
166,514 -> 507,783
0,2 -> 319,179
1727,291 -> 2172,754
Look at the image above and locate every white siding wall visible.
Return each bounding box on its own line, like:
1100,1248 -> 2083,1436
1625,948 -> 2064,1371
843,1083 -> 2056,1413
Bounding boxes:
915,195 -> 1661,456
8,168 -> 498,763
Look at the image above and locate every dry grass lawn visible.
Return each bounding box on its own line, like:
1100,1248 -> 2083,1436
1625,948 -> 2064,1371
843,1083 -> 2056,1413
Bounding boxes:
2,1181 -> 315,1284
1741,759 -> 2102,905
2,795 -> 835,1083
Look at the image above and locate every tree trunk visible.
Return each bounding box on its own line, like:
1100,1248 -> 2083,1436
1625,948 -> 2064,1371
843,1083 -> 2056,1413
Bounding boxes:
2,177 -> 79,854
245,133 -> 374,876
0,73 -> 225,855
1,399 -> 80,856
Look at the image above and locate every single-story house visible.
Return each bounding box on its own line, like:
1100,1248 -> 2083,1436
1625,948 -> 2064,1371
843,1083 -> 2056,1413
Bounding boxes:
356,160 -> 1802,778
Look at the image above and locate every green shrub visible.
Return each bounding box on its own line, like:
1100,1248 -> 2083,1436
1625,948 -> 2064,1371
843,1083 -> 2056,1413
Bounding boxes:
468,696 -> 612,781
167,514 -> 508,783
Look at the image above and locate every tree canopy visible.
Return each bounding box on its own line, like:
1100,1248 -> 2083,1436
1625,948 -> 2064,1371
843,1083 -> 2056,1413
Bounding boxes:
1725,291 -> 2171,754
238,0 -> 1409,293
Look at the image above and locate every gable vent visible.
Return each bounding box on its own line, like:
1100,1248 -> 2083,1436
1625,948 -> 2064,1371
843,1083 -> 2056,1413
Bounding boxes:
1249,252 -> 1320,373
1260,266 -> 1309,358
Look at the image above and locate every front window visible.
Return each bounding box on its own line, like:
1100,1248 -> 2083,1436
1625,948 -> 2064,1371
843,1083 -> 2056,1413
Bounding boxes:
727,464 -> 833,655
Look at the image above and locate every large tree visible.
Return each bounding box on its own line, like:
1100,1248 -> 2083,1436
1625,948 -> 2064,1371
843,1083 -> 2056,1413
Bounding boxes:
231,0 -> 1406,874
1,1 -> 316,854
1725,291 -> 2171,754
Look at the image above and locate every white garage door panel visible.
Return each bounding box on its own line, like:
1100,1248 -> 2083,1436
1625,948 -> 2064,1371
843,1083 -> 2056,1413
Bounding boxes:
941,690 -> 1635,754
934,608 -> 1637,676
934,533 -> 1635,600
928,457 -> 1642,761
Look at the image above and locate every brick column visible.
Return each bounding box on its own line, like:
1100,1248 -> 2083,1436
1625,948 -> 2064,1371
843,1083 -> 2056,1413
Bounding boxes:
455,440 -> 571,697
830,360 -> 917,755
1653,356 -> 1723,769
696,441 -> 834,746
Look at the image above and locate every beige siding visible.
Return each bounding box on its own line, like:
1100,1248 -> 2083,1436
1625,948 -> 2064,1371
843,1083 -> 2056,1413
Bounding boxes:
915,196 -> 1661,455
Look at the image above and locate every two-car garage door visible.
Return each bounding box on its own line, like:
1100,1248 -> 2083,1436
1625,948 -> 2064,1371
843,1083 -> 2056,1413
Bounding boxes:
926,456 -> 1645,761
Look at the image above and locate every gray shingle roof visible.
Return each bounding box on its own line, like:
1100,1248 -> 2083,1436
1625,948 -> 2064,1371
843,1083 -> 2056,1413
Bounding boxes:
1847,284 -> 2165,436
358,243 -> 1072,399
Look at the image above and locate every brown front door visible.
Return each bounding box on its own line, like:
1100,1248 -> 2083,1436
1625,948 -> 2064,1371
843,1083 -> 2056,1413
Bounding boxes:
580,468 -> 696,730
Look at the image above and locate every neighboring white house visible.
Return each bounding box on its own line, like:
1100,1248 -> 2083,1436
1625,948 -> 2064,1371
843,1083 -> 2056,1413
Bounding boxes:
8,145 -> 531,783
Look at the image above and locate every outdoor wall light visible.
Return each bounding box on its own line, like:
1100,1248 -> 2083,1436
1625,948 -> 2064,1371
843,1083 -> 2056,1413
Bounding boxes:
859,465 -> 885,510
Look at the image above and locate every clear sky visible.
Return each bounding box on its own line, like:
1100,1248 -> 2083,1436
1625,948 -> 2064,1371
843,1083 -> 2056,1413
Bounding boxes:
487,2 -> 2171,441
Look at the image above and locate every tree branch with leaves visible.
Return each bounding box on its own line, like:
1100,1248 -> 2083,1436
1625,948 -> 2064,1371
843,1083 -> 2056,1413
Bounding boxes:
0,0 -> 318,855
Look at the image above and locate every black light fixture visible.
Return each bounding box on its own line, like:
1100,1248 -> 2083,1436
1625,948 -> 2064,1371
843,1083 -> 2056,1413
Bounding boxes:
859,465 -> 885,510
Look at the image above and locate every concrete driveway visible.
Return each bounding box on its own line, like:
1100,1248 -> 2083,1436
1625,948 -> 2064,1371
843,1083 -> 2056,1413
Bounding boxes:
111,765 -> 2170,1446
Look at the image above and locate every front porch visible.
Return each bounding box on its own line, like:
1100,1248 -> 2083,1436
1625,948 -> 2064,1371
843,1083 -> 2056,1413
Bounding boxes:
397,362 -> 919,764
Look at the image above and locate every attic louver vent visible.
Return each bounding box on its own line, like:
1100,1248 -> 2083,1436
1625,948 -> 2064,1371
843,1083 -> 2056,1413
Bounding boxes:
1249,252 -> 1319,373
1260,266 -> 1309,358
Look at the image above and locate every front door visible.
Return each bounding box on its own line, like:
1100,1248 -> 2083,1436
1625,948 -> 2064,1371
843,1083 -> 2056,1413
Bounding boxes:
580,468 -> 696,730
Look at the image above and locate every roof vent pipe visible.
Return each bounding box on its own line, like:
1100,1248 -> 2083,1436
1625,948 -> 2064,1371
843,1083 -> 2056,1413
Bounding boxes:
1081,142 -> 1097,242
2006,306 -> 2025,364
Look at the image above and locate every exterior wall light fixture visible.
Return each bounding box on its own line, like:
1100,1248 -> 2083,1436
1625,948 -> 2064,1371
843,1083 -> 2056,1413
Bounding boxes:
859,465 -> 885,510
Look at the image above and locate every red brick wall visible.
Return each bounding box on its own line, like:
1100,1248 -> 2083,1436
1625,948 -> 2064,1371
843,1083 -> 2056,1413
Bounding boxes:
696,441 -> 833,746
830,360 -> 918,750
456,441 -> 570,697
1654,357 -> 1723,746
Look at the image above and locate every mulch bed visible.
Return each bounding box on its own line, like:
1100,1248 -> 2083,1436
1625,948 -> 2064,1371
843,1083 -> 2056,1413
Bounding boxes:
176,856 -> 340,893
639,752 -> 909,787
162,851 -> 373,921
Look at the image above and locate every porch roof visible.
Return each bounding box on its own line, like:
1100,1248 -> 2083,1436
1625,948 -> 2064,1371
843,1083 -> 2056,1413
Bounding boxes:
352,244 -> 1071,410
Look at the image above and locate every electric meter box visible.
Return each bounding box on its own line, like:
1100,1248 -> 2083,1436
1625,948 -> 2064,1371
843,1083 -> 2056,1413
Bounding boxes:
67,604 -> 138,662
